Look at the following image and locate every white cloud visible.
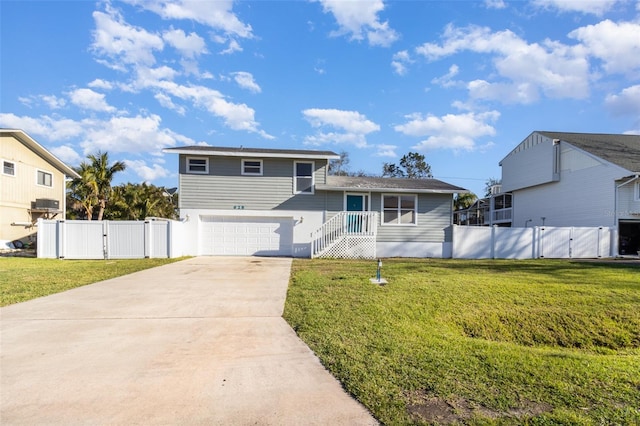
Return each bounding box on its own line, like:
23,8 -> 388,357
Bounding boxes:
532,0 -> 622,16
374,144 -> 397,157
232,71 -> 262,93
50,145 -> 83,165
315,0 -> 399,47
394,111 -> 500,151
68,88 -> 117,112
303,108 -> 380,148
303,108 -> 380,134
605,85 -> 640,116
88,79 -> 114,90
79,114 -> 190,154
154,92 -> 186,115
0,112 -> 195,157
391,50 -> 413,75
569,20 -> 640,76
40,95 -> 67,109
125,0 -> 253,38
416,24 -> 591,103
484,0 -> 507,9
220,39 -> 243,55
431,64 -> 461,88
124,159 -> 170,182
0,113 -> 85,141
91,5 -> 164,69
163,28 -> 207,58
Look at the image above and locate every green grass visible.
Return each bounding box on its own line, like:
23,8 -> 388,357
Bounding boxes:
284,259 -> 640,425
0,257 -> 187,306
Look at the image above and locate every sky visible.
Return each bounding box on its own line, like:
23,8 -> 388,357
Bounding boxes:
1,0 -> 639,197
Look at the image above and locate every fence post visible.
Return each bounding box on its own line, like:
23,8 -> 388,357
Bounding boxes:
538,227 -> 545,258
144,221 -> 151,258
491,225 -> 496,259
57,220 -> 66,259
102,221 -> 109,260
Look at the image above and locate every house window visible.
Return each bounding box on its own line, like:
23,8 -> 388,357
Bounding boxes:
636,182 -> 640,201
187,157 -> 208,174
383,194 -> 417,225
37,170 -> 53,187
242,159 -> 263,176
3,160 -> 15,176
294,161 -> 314,194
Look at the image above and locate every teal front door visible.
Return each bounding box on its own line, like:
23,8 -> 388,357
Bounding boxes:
346,194 -> 364,212
346,194 -> 367,232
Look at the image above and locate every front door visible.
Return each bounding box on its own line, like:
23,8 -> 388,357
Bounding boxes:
346,194 -> 368,233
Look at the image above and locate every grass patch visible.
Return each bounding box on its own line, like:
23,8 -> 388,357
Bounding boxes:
284,258 -> 640,425
0,257 -> 187,306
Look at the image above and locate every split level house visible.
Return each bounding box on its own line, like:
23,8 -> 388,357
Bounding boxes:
454,131 -> 640,255
0,129 -> 80,247
164,146 -> 467,258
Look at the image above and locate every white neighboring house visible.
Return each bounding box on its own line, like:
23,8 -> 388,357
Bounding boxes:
499,131 -> 640,255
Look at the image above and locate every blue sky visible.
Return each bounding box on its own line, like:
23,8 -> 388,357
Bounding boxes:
1,0 -> 639,196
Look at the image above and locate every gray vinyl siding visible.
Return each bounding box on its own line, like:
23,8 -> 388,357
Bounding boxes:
375,193 -> 453,243
179,155 -> 329,210
323,192 -> 453,243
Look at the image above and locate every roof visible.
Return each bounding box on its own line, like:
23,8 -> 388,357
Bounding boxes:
164,145 -> 340,160
317,175 -> 468,194
0,129 -> 80,178
537,131 -> 640,173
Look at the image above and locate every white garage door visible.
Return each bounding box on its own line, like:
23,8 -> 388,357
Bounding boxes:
200,216 -> 294,256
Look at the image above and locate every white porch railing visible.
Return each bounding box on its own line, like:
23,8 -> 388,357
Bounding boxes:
311,211 -> 378,259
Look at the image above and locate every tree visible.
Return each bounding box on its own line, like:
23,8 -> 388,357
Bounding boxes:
382,152 -> 432,179
329,151 -> 350,176
87,152 -> 127,220
105,183 -> 177,220
67,162 -> 99,220
454,192 -> 478,210
66,151 -> 126,220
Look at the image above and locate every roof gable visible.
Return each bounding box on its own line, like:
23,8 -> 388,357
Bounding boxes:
537,131 -> 640,173
1,129 -> 80,178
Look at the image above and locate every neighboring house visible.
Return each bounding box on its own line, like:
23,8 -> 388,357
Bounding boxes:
0,129 -> 80,247
457,131 -> 639,255
164,146 -> 466,258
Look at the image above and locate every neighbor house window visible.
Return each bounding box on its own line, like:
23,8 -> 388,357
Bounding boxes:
37,170 -> 53,187
383,194 -> 417,225
3,160 -> 15,176
294,161 -> 314,194
242,159 -> 263,176
186,157 -> 208,174
636,182 -> 640,201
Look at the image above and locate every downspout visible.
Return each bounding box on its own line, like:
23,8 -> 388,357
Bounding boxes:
614,174 -> 640,256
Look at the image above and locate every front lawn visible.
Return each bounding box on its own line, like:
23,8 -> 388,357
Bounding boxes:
0,257 -> 186,306
284,259 -> 640,425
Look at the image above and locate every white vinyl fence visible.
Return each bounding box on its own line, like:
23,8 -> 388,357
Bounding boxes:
451,225 -> 613,259
37,219 -> 184,259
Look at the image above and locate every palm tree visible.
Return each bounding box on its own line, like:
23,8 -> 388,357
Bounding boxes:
67,162 -> 99,220
86,152 -> 126,221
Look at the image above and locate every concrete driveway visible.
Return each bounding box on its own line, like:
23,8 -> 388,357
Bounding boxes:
1,257 -> 377,425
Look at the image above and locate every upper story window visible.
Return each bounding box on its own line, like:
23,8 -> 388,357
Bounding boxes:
37,169 -> 53,187
294,161 -> 314,194
186,157 -> 209,174
2,160 -> 15,176
242,159 -> 263,176
382,194 -> 417,225
635,181 -> 640,201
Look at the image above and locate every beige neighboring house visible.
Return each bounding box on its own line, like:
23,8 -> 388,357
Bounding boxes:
1,129 -> 80,248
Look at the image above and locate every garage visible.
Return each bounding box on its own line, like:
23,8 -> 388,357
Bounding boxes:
200,216 -> 294,256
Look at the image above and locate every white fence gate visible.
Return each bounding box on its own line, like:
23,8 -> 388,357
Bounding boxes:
451,225 -> 613,259
37,219 -> 184,259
